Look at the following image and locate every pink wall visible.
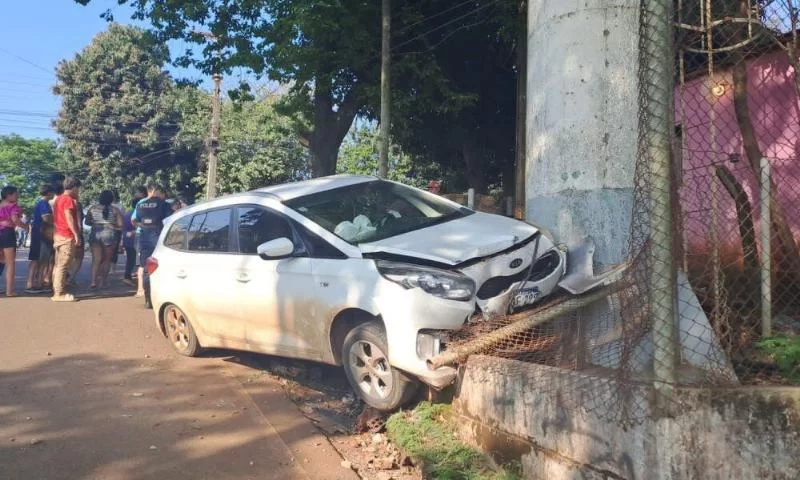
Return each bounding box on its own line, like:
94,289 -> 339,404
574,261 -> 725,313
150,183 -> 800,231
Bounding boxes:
676,49 -> 800,262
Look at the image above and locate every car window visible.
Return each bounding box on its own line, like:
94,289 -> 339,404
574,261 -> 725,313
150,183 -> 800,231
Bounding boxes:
163,216 -> 190,250
292,221 -> 348,259
237,206 -> 294,254
187,209 -> 231,252
284,180 -> 472,245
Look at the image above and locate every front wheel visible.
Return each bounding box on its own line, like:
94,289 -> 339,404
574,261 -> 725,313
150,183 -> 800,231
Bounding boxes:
342,322 -> 419,411
163,305 -> 201,357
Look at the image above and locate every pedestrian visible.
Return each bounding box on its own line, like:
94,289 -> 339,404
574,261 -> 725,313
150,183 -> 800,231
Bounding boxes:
16,213 -> 29,247
0,185 -> 28,297
86,190 -> 124,289
132,184 -> 171,303
24,184 -> 55,294
122,198 -> 138,286
51,177 -> 82,302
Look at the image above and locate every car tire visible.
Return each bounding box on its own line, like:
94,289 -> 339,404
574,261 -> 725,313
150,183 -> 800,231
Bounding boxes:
163,304 -> 201,357
342,321 -> 418,411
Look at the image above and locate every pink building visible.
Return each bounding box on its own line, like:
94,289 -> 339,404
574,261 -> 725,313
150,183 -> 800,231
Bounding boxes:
676,48 -> 800,266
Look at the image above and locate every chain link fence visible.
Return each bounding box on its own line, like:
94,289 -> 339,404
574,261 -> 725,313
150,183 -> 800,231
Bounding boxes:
431,0 -> 800,425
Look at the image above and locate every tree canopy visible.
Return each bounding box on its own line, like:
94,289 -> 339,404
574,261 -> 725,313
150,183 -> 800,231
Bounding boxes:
54,23 -> 198,204
75,0 -> 525,193
0,135 -> 67,212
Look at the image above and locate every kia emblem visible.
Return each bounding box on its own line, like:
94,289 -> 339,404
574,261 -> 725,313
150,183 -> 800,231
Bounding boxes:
509,258 -> 523,269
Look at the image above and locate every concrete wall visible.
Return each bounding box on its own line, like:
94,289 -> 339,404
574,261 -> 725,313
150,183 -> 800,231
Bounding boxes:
454,356 -> 800,480
526,0 -> 640,267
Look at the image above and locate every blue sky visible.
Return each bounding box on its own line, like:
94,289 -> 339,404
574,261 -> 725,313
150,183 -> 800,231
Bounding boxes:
0,0 -> 228,140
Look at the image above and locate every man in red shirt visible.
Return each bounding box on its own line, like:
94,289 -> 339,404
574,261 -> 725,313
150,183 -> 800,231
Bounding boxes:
52,177 -> 82,302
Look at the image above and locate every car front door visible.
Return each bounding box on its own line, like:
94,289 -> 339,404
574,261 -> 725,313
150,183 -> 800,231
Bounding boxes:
233,205 -> 323,359
182,208 -> 246,345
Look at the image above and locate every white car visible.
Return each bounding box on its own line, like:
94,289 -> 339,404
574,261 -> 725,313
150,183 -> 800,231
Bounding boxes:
147,175 -> 566,410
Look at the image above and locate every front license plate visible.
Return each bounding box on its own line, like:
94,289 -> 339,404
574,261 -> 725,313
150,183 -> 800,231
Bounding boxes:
511,287 -> 541,309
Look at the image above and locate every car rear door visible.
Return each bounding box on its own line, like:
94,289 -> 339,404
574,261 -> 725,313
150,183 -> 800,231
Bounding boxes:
182,207 -> 246,344
232,205 -> 322,359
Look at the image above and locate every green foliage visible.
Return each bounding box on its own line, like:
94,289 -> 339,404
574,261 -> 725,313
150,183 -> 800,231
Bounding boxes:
53,23 -> 197,205
0,135 -> 67,212
337,125 -> 429,188
757,336 -> 800,381
183,93 -> 310,197
386,402 -> 522,480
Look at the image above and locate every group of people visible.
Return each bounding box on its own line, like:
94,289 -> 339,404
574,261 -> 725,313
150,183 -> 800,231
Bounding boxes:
0,177 -> 182,300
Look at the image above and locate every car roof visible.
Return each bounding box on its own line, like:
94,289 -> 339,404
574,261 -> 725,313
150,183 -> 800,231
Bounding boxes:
253,174 -> 377,201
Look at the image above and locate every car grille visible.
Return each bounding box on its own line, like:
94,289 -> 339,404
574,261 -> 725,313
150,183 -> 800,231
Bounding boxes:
475,249 -> 562,300
476,269 -> 529,299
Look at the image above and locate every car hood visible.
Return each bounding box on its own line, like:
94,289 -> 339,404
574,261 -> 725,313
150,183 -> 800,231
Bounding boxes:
358,212 -> 539,265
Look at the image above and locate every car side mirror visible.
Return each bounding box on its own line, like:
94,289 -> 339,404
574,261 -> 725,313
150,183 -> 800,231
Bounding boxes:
256,237 -> 295,260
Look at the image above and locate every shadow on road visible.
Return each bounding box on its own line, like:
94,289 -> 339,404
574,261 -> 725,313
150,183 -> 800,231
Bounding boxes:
0,353 -> 321,480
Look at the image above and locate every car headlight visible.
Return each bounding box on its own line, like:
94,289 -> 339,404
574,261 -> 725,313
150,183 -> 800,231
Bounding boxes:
376,261 -> 475,301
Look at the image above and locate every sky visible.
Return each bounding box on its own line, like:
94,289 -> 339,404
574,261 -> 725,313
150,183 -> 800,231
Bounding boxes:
0,0 -> 228,140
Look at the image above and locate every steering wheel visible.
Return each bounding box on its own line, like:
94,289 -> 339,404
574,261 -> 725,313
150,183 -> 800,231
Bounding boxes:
378,210 -> 401,229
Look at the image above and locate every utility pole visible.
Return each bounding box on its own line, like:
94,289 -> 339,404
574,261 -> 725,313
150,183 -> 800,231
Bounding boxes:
206,71 -> 221,199
196,30 -> 222,199
378,0 -> 391,179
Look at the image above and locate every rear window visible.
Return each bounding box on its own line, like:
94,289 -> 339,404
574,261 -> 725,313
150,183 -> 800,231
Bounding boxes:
163,216 -> 190,250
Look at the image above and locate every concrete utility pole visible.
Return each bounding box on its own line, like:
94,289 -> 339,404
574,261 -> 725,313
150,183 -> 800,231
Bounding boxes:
206,71 -> 221,199
378,0 -> 391,179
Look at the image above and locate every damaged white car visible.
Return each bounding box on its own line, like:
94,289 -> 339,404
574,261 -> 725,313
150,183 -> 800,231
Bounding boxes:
148,175 -> 583,410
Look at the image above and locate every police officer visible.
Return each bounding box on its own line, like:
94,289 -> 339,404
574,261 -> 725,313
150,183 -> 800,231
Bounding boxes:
131,183 -> 171,308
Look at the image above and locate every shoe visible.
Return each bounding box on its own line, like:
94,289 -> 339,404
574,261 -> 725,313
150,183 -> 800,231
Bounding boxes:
122,278 -> 135,286
24,288 -> 44,294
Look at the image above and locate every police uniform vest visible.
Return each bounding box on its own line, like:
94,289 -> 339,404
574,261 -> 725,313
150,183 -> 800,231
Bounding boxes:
136,198 -> 168,230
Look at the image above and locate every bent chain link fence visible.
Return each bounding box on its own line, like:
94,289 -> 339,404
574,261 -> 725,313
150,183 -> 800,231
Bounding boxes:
435,0 -> 800,425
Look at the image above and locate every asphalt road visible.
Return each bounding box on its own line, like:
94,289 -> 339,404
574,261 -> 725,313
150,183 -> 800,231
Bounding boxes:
0,250 -> 359,480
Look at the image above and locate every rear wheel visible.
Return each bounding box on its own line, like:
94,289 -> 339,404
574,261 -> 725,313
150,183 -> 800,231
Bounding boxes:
163,305 -> 201,357
342,321 -> 419,411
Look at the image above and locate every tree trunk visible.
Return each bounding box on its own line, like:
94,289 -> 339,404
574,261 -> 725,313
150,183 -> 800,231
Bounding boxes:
462,135 -> 487,193
309,84 -> 359,178
715,165 -> 759,275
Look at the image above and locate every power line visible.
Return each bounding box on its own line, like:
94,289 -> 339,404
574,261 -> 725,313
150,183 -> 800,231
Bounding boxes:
0,47 -> 53,74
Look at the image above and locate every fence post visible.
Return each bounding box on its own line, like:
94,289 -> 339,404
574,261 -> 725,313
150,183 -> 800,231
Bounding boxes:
760,157 -> 772,338
642,0 -> 677,388
467,188 -> 475,209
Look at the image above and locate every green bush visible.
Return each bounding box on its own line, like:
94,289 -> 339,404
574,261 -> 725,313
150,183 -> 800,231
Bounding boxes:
756,335 -> 800,381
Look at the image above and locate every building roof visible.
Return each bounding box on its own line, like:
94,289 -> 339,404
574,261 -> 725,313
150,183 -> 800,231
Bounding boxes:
254,174 -> 377,201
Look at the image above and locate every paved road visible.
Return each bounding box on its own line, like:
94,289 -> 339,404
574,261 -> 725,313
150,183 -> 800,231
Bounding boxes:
0,250 -> 359,480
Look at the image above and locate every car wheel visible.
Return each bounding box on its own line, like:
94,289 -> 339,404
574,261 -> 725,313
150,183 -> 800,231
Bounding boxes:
342,321 -> 418,411
163,305 -> 201,357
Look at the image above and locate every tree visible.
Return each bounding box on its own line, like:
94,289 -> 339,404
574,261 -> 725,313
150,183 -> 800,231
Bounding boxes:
179,91 -> 310,196
0,135 -> 67,211
53,24 -> 197,203
337,124 -> 428,188
76,0 -> 388,178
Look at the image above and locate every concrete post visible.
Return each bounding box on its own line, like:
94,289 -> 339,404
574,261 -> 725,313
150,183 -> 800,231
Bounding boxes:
760,157 -> 772,337
525,1 -> 641,371
526,1 -> 639,269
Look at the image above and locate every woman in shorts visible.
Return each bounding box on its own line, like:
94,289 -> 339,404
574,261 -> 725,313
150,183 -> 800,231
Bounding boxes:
0,185 -> 28,296
85,190 -> 123,289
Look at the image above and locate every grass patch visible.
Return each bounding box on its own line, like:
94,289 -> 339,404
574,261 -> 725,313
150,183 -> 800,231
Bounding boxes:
386,402 -> 522,480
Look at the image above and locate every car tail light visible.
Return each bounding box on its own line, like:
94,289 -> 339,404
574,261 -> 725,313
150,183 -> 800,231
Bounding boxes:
146,257 -> 159,275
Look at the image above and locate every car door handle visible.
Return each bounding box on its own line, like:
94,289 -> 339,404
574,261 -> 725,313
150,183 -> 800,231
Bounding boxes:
176,270 -> 187,279
236,273 -> 251,283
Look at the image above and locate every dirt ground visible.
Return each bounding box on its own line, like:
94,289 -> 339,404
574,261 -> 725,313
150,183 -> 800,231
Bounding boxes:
251,356 -> 422,480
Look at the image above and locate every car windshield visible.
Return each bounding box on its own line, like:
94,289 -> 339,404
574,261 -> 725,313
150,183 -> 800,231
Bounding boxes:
284,180 -> 472,244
